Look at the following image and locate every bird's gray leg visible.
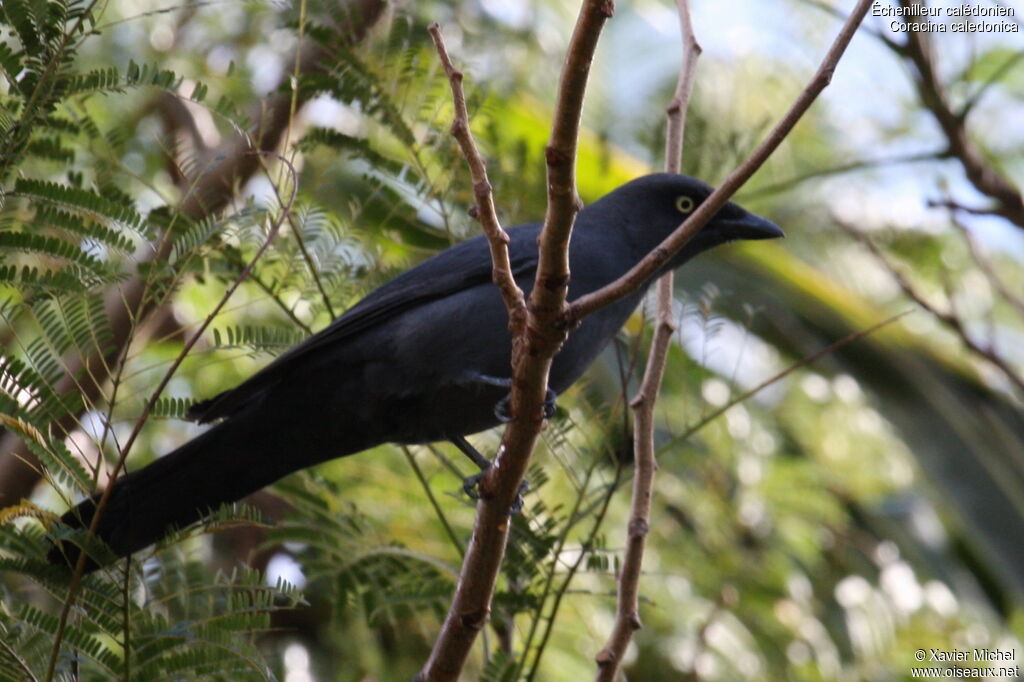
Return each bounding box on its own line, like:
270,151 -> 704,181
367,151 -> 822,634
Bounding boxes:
474,374 -> 558,423
450,434 -> 528,514
451,434 -> 491,471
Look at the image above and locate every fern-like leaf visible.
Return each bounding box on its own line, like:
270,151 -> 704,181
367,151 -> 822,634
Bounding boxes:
13,178 -> 142,228
211,324 -> 307,355
150,396 -> 194,420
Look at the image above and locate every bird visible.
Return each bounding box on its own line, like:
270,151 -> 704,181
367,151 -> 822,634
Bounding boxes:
47,173 -> 783,572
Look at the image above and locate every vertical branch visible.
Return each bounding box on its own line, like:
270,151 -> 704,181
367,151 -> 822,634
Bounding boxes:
418,2 -> 614,680
427,24 -> 527,328
594,1 -> 700,678
663,1 -> 701,178
531,0 -> 616,318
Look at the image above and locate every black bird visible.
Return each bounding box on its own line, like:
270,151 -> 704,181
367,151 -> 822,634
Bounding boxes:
48,173 -> 782,571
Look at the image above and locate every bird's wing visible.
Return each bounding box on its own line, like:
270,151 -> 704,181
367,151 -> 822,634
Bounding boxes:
188,224 -> 541,422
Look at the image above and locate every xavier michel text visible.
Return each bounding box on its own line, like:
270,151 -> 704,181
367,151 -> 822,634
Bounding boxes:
914,648 -> 1018,663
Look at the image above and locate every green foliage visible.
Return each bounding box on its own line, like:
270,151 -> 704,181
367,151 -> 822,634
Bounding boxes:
0,521 -> 304,680
0,1 -> 504,678
3,1 -> 1024,681
271,475 -> 455,623
0,0 -> 418,677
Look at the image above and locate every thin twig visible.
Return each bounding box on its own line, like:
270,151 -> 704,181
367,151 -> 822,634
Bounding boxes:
226,254 -> 315,335
663,0 -> 701,178
0,0 -> 389,506
961,49 -> 1024,118
290,217 -> 338,318
951,217 -> 1024,321
738,149 -> 947,201
261,9 -> 341,325
841,221 -> 1024,395
657,309 -> 914,456
896,0 -> 1024,229
928,197 -> 1018,221
403,447 -> 465,557
567,0 -> 876,324
418,3 -> 614,679
427,23 -> 527,327
594,0 -> 698,678
524,464 -> 625,682
46,153 -> 298,682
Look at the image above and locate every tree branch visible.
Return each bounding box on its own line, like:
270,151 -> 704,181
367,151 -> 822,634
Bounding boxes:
566,0 -> 876,324
840,220 -> 1024,396
594,0 -> 698,677
951,217 -> 1024,322
417,2 -> 615,679
427,24 -> 527,329
896,0 -> 1024,229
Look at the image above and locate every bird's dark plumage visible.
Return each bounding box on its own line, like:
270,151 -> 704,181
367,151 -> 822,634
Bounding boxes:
48,174 -> 782,571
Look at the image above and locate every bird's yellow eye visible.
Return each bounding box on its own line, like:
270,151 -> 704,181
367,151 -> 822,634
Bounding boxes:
675,195 -> 695,213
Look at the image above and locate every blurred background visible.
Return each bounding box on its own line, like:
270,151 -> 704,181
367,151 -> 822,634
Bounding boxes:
1,0 -> 1022,680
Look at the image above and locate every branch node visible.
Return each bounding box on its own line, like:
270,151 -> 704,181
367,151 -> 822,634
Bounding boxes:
538,272 -> 570,293
459,608 -> 490,631
627,518 -> 650,538
821,66 -> 836,87
544,144 -> 572,167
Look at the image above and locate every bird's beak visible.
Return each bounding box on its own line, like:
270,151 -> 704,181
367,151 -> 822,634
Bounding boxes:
719,212 -> 785,241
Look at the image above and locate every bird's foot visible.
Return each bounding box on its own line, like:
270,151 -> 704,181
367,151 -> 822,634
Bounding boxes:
450,434 -> 529,513
462,470 -> 529,514
469,373 -> 557,424
494,388 -> 558,423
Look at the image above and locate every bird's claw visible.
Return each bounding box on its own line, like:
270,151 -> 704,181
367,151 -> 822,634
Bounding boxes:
462,471 -> 529,514
543,388 -> 557,418
493,388 -> 557,423
462,471 -> 484,500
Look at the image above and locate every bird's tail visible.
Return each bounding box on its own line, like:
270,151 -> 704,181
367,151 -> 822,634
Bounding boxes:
47,417 -> 295,573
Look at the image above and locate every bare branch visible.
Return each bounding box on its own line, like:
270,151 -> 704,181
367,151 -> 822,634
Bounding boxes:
593,274 -> 674,679
951,217 -> 1024,321
417,2 -> 615,679
896,0 -> 1024,229
427,23 -> 527,329
840,220 -> 1024,396
531,0 -> 617,322
567,0 -> 876,324
927,197 -> 1021,223
663,0 -> 701,178
594,0 -> 698,678
657,309 -> 915,455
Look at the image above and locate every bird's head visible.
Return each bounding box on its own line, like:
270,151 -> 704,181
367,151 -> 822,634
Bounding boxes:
587,173 -> 784,269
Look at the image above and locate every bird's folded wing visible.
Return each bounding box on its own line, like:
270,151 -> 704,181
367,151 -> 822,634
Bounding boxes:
188,224 -> 540,423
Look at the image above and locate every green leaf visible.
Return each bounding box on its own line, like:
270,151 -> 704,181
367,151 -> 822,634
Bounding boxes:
13,178 -> 142,229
